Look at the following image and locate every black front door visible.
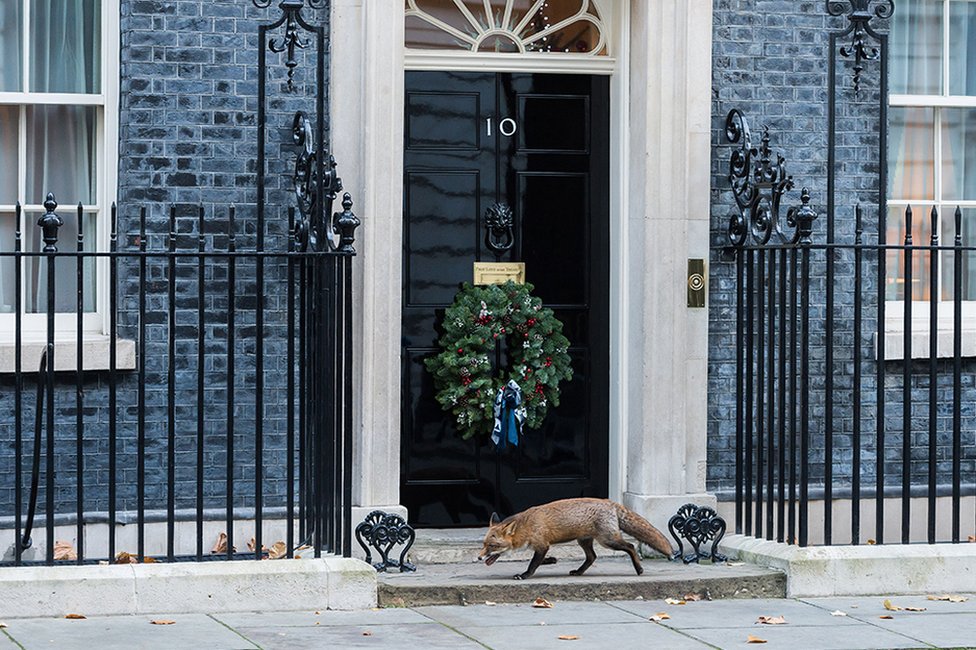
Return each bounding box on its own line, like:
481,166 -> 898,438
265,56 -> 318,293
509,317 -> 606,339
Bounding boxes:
402,71 -> 609,527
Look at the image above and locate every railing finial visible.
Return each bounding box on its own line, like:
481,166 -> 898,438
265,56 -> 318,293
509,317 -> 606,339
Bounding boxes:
37,193 -> 63,253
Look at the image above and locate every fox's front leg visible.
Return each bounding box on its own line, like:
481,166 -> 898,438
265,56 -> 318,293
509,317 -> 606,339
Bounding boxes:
515,547 -> 549,580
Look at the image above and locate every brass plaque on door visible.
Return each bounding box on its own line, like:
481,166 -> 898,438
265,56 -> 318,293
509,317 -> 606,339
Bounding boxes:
474,262 -> 526,285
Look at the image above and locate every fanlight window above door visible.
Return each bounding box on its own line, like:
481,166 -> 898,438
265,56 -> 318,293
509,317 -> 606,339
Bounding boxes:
405,0 -> 608,55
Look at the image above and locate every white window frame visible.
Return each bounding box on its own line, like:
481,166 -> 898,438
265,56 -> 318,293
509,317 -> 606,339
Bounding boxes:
0,0 -> 121,368
885,0 -> 976,359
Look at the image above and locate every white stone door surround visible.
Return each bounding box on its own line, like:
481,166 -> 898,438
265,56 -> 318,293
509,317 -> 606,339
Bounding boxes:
329,0 -> 715,527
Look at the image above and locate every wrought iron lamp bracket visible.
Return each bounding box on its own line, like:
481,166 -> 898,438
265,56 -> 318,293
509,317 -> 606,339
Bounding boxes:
355,510 -> 417,573
826,0 -> 894,94
668,503 -> 728,564
253,0 -> 327,90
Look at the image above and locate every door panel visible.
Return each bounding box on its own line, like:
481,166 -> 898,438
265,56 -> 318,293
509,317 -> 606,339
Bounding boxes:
405,170 -> 481,305
402,70 -> 609,527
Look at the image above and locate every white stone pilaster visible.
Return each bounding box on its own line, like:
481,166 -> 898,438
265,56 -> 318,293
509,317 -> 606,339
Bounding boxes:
623,0 -> 715,525
331,0 -> 404,509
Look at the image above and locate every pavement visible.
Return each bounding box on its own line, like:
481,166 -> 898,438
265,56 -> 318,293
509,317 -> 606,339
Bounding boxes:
2,592 -> 975,649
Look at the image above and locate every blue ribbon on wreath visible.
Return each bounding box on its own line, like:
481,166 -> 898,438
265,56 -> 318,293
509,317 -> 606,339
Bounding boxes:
491,380 -> 526,451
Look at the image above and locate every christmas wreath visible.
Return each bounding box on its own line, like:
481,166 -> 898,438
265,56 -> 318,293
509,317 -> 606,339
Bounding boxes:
424,281 -> 573,441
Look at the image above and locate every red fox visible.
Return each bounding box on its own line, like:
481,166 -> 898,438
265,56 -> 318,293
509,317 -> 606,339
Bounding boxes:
477,497 -> 676,580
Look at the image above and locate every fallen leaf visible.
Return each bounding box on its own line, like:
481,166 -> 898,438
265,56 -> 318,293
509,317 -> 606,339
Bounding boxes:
903,606 -> 927,612
927,594 -> 969,603
746,634 -> 767,644
725,561 -> 745,567
314,611 -> 320,615
649,612 -> 670,622
114,551 -> 138,564
557,635 -> 579,641
879,615 -> 893,620
211,533 -> 236,555
150,620 -> 175,625
664,598 -> 686,605
143,557 -> 157,564
968,535 -> 975,543
54,541 -> 77,561
532,598 -> 554,608
246,538 -> 268,554
64,614 -> 86,620
883,599 -> 902,611
0,622 -> 6,628
362,631 -> 372,636
268,541 -> 288,560
867,539 -> 877,545
484,601 -> 497,606
830,610 -> 847,617
683,593 -> 703,601
756,615 -> 787,625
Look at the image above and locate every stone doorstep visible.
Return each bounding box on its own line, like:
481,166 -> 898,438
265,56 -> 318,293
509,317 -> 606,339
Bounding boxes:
377,557 -> 787,607
0,557 -> 377,619
722,534 -> 976,598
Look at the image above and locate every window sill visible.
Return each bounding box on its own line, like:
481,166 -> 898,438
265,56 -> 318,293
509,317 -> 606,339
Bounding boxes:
0,337 -> 136,374
874,328 -> 976,361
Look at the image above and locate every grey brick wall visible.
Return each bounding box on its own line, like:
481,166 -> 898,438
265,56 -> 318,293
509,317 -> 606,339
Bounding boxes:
0,0 -> 331,522
708,0 -> 976,498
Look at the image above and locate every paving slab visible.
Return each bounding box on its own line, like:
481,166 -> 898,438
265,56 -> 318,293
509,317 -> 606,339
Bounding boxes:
214,607 -> 431,628
857,611 -> 976,649
458,621 -> 713,650
610,597 -> 862,629
680,622 -> 928,650
231,622 -> 484,650
0,613 -> 257,650
415,601 -> 643,628
379,556 -> 786,606
802,593 -> 976,615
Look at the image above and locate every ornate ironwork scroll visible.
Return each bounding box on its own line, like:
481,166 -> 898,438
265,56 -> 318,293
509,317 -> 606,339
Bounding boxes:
484,202 -> 515,256
355,511 -> 417,573
254,0 -> 328,89
826,0 -> 894,94
725,109 -> 816,249
291,111 -> 344,252
668,503 -> 727,564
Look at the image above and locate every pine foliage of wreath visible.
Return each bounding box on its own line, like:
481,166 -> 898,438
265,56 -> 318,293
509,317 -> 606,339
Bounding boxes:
425,281 -> 573,440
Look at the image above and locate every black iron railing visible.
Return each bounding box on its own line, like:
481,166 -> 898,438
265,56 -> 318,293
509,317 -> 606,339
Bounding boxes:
723,107 -> 974,547
727,197 -> 975,547
1,193 -> 356,565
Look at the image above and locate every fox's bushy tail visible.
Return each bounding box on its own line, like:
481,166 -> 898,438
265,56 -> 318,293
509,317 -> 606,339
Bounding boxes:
615,503 -> 675,558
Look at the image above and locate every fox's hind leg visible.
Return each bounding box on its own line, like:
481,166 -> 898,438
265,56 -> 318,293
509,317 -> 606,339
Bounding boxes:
515,547 -> 550,580
570,538 -> 596,576
602,535 -> 643,575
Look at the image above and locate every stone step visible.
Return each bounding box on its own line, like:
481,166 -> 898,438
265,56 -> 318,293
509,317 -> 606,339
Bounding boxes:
377,556 -> 787,608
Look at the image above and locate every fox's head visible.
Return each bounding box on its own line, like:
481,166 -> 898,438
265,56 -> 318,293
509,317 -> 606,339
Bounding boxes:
477,512 -> 516,566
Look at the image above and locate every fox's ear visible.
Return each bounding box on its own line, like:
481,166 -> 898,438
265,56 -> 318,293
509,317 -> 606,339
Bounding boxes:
489,512 -> 500,526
